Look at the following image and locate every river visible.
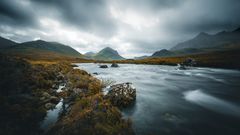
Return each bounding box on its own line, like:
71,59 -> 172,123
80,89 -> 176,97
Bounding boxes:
76,63 -> 240,135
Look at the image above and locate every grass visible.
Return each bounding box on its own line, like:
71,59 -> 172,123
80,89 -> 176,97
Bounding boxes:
0,54 -> 135,135
95,48 -> 240,69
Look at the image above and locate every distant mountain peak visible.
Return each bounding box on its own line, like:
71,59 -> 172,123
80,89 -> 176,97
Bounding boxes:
102,47 -> 115,51
151,49 -> 173,57
84,51 -> 95,55
99,47 -> 118,55
94,46 -> 125,60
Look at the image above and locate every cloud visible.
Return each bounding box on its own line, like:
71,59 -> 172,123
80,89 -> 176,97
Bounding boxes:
0,0 -> 36,27
31,0 -> 118,37
0,0 -> 240,58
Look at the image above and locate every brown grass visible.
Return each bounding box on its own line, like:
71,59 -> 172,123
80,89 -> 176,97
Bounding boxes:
96,48 -> 240,69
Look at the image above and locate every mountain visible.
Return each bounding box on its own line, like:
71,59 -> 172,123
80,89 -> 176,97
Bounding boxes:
134,55 -> 149,60
0,36 -> 17,49
171,27 -> 240,51
2,40 -> 82,59
83,52 -> 96,59
151,49 -> 174,57
84,52 -> 95,57
93,47 -> 125,60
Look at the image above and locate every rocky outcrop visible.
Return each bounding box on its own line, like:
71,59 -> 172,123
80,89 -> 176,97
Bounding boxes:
106,82 -> 136,108
111,63 -> 119,67
99,65 -> 108,68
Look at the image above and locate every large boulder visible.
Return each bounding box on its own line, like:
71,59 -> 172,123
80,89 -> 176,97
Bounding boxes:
106,82 -> 136,108
111,63 -> 119,67
99,65 -> 108,68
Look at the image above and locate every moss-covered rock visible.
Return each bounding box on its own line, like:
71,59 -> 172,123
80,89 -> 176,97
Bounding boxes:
106,83 -> 136,108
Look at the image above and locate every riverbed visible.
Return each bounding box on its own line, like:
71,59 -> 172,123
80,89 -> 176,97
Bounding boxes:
76,63 -> 240,135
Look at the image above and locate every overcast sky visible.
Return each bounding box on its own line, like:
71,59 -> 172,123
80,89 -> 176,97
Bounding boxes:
0,0 -> 240,58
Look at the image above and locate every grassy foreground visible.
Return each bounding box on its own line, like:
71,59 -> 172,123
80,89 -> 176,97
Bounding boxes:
0,54 -> 134,135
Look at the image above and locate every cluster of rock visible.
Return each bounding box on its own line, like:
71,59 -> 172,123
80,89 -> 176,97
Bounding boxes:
178,58 -> 196,70
40,72 -> 67,110
99,63 -> 119,68
99,65 -> 108,68
111,63 -> 119,67
105,82 -> 136,108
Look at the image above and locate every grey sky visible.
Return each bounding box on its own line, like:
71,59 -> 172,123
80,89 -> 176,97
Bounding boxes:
0,0 -> 240,57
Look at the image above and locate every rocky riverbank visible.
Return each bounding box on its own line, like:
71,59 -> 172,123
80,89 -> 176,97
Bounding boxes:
0,55 -> 135,135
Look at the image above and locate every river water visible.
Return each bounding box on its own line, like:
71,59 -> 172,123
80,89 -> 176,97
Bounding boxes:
76,63 -> 240,135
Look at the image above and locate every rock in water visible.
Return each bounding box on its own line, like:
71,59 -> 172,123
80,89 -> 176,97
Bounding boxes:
106,82 -> 136,108
93,72 -> 99,75
99,65 -> 108,68
182,58 -> 196,66
111,63 -> 119,67
177,58 -> 196,70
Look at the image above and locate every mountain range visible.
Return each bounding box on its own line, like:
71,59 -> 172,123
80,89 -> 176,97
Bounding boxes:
0,26 -> 239,60
171,27 -> 240,51
0,37 -> 125,60
150,27 -> 240,58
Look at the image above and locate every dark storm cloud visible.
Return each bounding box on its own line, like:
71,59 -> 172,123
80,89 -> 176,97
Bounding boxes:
0,0 -> 36,27
111,0 -> 186,12
165,0 -> 240,34
0,0 -> 240,57
31,0 -> 117,37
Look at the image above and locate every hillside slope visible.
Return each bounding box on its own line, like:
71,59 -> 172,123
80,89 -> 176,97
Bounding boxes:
94,47 -> 125,60
171,27 -> 240,50
0,36 -> 17,48
151,49 -> 174,57
1,40 -> 82,59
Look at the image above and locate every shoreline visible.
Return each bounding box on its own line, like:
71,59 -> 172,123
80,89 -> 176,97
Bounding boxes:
0,55 -> 135,135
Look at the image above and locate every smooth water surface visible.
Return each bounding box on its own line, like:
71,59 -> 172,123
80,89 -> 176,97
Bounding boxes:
76,63 -> 240,135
